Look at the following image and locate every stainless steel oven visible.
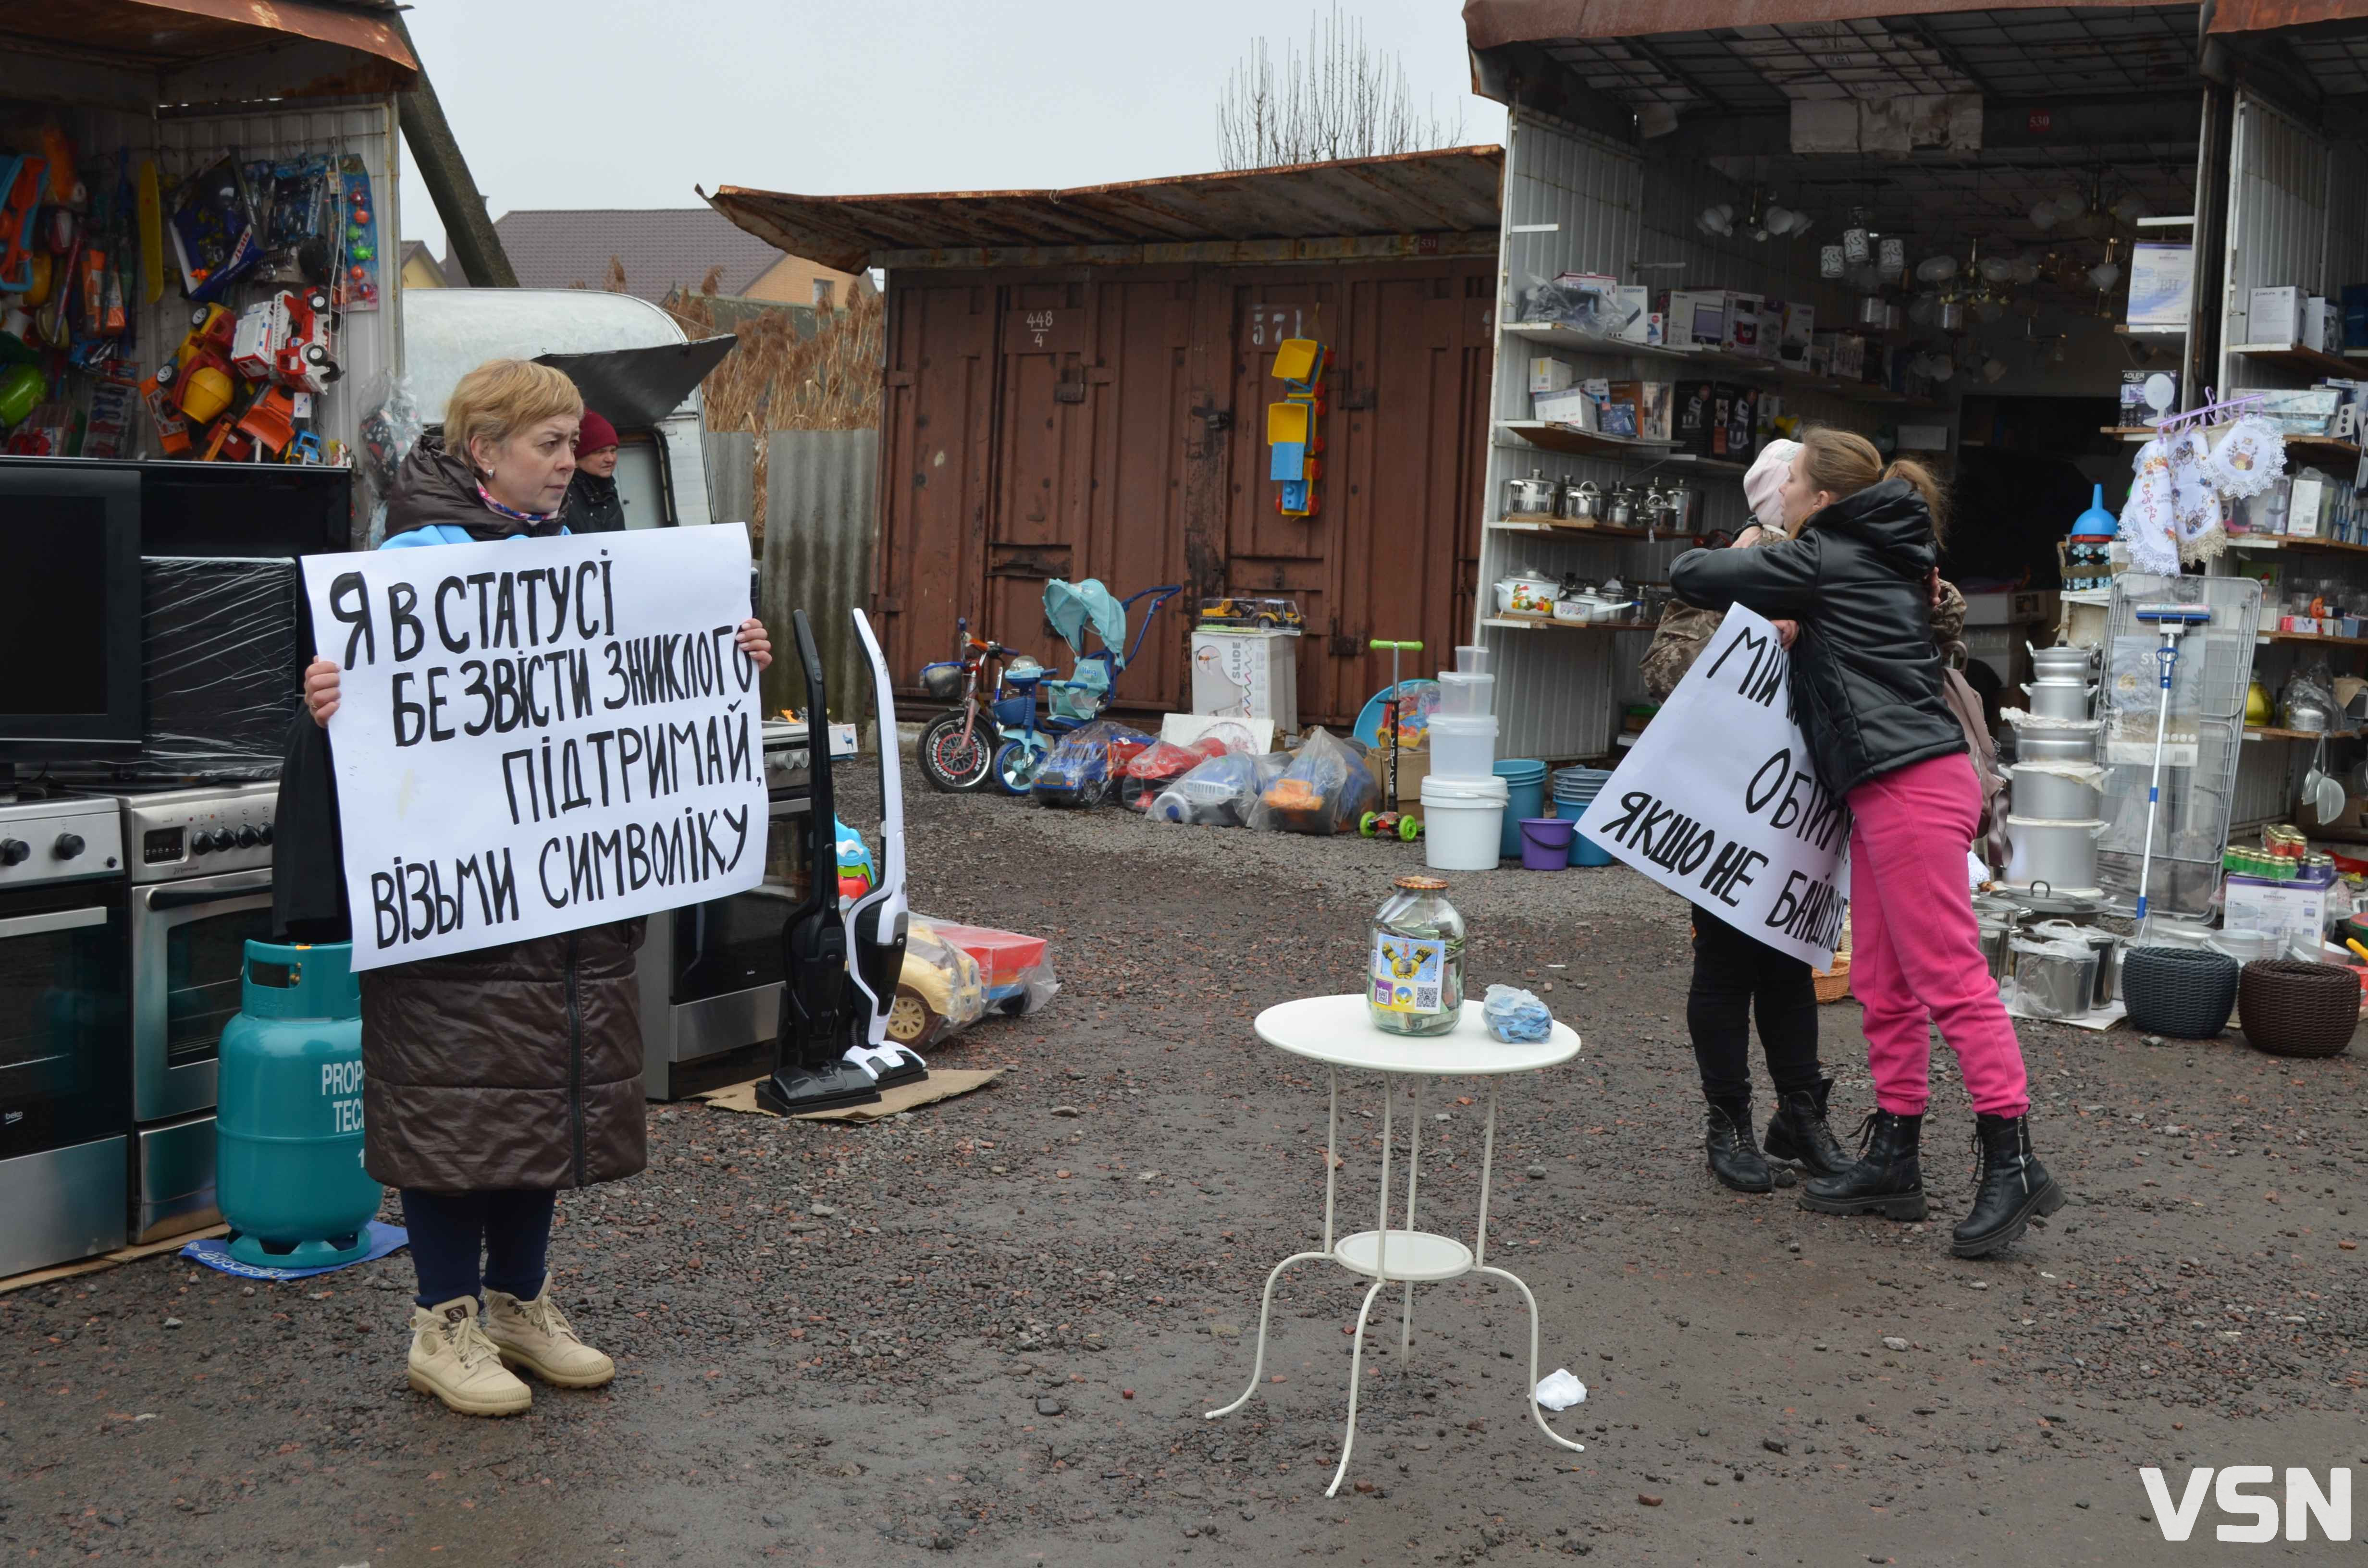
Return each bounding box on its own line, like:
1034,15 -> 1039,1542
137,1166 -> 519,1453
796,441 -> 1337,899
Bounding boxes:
639,723 -> 817,1099
0,796 -> 131,1278
121,783 -> 277,1241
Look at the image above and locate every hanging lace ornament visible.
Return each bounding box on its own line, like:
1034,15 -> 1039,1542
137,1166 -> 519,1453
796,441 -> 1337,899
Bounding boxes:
2166,428 -> 2228,563
2119,437 -> 2180,576
2204,415 -> 2286,499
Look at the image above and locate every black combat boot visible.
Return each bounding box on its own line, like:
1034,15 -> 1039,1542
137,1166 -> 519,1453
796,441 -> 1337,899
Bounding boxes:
1950,1115 -> 2066,1258
1705,1099 -> 1777,1193
1763,1078 -> 1854,1178
1799,1109 -> 1926,1220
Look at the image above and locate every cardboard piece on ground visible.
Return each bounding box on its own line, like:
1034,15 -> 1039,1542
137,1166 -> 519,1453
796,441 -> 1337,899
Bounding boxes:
697,1067 -> 1003,1121
0,1223 -> 232,1295
1161,713 -> 1276,755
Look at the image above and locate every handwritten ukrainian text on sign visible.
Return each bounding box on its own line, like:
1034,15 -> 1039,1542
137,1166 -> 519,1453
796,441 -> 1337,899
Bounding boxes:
1574,605 -> 1850,967
301,526 -> 766,972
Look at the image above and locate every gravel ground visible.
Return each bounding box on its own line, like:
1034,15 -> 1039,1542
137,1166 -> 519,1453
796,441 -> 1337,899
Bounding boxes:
3,758 -> 2364,1566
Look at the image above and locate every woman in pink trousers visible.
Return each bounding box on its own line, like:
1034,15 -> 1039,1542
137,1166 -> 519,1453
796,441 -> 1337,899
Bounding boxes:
1668,427 -> 2065,1258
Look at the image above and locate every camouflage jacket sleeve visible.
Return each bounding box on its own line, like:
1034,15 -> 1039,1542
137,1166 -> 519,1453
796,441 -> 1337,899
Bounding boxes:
1933,578 -> 1967,647
1640,601 -> 1723,702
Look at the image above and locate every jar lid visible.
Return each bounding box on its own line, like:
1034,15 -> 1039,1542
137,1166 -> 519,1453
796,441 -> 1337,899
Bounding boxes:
1393,874 -> 1449,891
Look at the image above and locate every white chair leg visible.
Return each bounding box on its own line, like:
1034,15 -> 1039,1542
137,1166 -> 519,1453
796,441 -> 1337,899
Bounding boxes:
1205,1250 -> 1330,1419
1476,1265 -> 1586,1454
1324,1278 -> 1390,1498
1398,1280 -> 1415,1357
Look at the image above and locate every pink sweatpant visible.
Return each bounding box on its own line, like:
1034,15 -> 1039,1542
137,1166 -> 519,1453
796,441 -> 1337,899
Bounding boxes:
1845,753 -> 2031,1118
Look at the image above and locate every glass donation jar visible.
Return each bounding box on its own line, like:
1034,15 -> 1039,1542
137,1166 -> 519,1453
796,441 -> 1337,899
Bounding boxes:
1368,874 -> 1467,1035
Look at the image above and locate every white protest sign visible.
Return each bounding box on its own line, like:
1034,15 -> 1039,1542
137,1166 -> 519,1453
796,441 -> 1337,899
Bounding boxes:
301,526 -> 767,972
1574,605 -> 1850,967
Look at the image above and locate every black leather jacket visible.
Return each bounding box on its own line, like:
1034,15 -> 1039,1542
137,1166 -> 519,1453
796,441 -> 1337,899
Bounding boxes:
1668,478 -> 1968,797
563,469 -> 628,534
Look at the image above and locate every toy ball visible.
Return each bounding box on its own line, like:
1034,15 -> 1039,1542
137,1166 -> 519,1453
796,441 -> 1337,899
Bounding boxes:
0,362 -> 42,429
180,364 -> 234,425
21,253 -> 51,308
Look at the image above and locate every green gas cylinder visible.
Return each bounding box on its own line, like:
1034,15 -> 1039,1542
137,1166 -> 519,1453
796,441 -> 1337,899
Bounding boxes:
218,942 -> 380,1269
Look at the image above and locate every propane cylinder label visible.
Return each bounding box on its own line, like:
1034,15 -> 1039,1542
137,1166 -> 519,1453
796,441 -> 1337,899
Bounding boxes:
1370,933 -> 1446,1014
321,1060 -> 366,1133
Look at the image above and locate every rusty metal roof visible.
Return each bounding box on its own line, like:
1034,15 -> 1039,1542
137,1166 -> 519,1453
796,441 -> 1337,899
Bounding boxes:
706,146 -> 1505,275
1464,0 -> 2184,51
0,0 -> 416,91
2208,0 -> 2368,29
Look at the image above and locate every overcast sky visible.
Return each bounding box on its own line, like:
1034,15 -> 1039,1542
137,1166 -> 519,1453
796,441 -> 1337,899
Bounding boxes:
399,0 -> 1503,257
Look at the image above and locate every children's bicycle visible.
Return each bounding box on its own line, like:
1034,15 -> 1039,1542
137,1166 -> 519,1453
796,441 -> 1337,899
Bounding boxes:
913,618 -> 1016,793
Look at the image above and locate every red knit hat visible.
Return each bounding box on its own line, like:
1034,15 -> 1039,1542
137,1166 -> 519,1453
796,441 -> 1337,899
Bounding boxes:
577,409 -> 619,455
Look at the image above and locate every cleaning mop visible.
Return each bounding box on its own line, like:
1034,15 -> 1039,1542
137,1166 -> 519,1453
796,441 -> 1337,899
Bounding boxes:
2131,602 -> 2211,929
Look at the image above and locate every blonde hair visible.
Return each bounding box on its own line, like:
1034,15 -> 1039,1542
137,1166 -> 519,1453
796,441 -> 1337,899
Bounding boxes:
444,359 -> 582,472
1795,425 -> 1949,541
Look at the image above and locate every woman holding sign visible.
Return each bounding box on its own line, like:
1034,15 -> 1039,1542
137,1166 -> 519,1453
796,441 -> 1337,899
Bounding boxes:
1668,428 -> 2063,1260
299,359 -> 774,1415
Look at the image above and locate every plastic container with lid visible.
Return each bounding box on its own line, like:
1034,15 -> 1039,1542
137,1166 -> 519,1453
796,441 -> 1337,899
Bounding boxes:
1427,712 -> 1498,781
1436,670 -> 1495,718
1454,644 -> 1490,676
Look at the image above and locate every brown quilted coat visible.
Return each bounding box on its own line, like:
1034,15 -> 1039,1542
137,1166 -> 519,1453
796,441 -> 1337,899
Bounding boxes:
1641,530 -> 1966,700
359,921 -> 648,1193
355,449 -> 648,1194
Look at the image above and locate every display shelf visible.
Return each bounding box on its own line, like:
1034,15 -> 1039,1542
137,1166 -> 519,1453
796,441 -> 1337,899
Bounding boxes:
1487,518 -> 1701,543
2115,324 -> 2186,338
1499,322 -> 1706,366
1498,421 -> 1677,460
2284,434 -> 2362,468
2102,425 -> 2158,441
2135,215 -> 2196,228
2226,534 -> 2368,558
1501,323 -> 1894,402
1480,615 -> 1649,633
2245,726 -> 2363,742
2259,629 -> 2368,649
2231,341 -> 2360,379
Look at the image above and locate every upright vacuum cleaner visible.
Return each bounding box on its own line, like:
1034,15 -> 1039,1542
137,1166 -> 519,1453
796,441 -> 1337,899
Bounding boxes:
755,608 -> 921,1115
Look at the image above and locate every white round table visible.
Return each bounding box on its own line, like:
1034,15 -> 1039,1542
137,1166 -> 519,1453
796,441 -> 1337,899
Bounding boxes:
1205,994 -> 1584,1497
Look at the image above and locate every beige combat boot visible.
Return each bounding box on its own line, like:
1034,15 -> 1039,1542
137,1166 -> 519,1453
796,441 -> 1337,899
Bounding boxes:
482,1275 -> 616,1388
407,1296 -> 532,1416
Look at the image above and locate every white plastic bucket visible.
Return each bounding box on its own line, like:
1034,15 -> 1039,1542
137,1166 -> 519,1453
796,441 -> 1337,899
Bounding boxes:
1422,775 -> 1509,871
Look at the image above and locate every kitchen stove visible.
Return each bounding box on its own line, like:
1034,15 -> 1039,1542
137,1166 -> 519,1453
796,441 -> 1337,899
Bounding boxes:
0,794 -> 131,1279
116,782 -> 279,1241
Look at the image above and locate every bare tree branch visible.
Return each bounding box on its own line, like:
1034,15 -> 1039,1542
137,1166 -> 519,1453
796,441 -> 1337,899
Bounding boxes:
1217,3 -> 1466,170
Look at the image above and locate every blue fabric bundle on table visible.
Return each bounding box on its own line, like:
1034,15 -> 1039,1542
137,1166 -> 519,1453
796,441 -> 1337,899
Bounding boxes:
1483,984 -> 1554,1043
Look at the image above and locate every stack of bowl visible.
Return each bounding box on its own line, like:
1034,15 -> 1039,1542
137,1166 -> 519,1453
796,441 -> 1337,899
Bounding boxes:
1551,766 -> 1615,867
2006,643 -> 2107,894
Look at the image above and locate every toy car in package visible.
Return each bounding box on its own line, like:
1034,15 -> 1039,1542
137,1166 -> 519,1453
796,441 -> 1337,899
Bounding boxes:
1118,735 -> 1240,811
1250,727 -> 1378,835
1030,719 -> 1154,808
922,918 -> 1058,1017
168,154 -> 263,303
1147,750 -> 1291,827
886,918 -> 990,1050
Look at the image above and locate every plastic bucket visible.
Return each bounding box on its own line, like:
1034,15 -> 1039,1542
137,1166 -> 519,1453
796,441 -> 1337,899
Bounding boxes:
1421,775 -> 1508,871
1494,759 -> 1547,857
1554,798 -> 1615,866
1518,816 -> 1576,870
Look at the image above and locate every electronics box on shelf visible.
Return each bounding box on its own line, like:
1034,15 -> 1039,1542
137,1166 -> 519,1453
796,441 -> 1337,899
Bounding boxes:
2250,285 -> 2302,346
2224,874 -> 2329,950
1721,292 -> 1766,357
1529,355 -> 1578,394
1532,385 -> 1599,428
1661,291 -> 1726,349
1613,287 -> 1659,345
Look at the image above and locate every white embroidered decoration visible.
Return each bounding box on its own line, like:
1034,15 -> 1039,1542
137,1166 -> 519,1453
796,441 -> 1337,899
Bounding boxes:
2167,428 -> 2228,563
2204,415 -> 2286,500
2119,437 -> 2181,576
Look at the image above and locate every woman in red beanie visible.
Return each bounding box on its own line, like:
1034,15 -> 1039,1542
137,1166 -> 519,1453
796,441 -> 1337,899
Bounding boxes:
563,408 -> 627,533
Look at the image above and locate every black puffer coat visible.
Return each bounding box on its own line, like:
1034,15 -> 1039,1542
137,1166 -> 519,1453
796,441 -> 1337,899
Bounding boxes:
1668,478 -> 1967,797
562,469 -> 628,534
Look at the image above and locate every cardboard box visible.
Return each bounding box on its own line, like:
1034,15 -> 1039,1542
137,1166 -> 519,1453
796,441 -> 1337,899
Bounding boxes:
1606,380 -> 1673,443
2224,874 -> 2328,953
1190,628 -> 1298,731
1673,380 -> 1720,454
2250,285 -> 2303,346
2121,368 -> 2180,425
1777,301 -> 1815,367
1832,333 -> 1867,381
1612,285 -> 1656,343
1722,292 -> 1766,357
2290,473 -> 2331,537
1529,355 -> 1578,394
2306,296 -> 2338,353
1662,290 -> 1726,348
1532,386 -> 1598,428
1716,384 -> 1757,459
2129,244 -> 2193,330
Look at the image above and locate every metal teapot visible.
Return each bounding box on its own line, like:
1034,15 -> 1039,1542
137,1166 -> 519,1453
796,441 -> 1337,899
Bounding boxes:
1561,478 -> 1603,521
1606,484 -> 1640,529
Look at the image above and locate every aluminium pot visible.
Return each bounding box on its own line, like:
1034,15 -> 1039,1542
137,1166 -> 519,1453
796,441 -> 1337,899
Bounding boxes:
1505,468 -> 1558,517
2005,881 -> 2109,922
1606,486 -> 1639,528
2014,727 -> 2098,763
2009,764 -> 2100,821
2021,678 -> 2099,722
2004,815 -> 2105,893
2011,943 -> 2099,1019
1561,478 -> 1603,520
2028,642 -> 2095,680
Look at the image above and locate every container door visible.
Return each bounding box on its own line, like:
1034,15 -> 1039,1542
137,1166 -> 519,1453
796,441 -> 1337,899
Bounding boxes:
1081,275 -> 1196,711
877,279 -> 996,686
983,284 -> 1096,666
